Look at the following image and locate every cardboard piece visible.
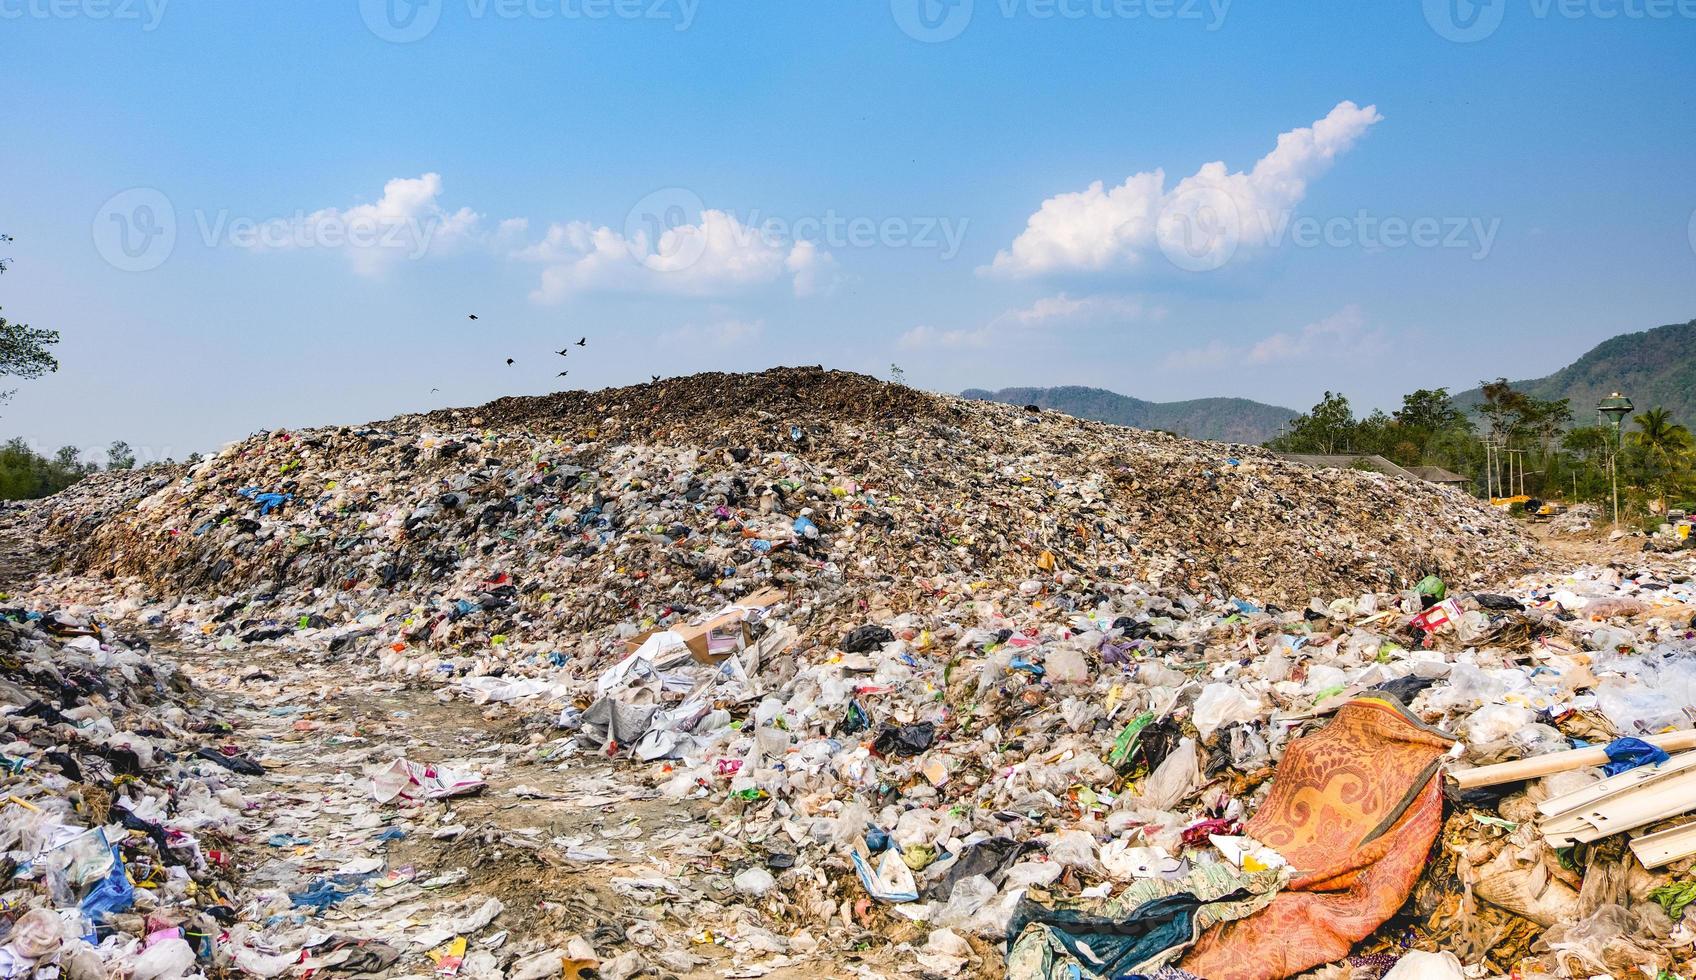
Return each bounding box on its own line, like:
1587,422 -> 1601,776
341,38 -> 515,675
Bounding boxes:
623,587 -> 785,663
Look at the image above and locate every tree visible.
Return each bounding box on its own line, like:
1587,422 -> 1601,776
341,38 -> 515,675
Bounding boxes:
1627,407 -> 1694,514
0,438 -> 92,500
1394,388 -> 1466,434
1267,392 -> 1356,455
889,363 -> 906,385
0,235 -> 61,408
106,440 -> 136,471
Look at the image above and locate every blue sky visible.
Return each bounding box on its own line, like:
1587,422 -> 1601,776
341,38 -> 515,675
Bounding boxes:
5,0 -> 1694,460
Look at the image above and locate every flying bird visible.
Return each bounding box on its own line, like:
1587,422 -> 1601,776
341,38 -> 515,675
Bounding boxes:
431,388 -> 439,393
468,314 -> 479,320
555,348 -> 569,356
505,358 -> 514,366
556,371 -> 569,378
575,337 -> 587,347
651,375 -> 660,383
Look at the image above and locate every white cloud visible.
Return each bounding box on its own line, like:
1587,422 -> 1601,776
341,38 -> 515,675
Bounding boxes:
1003,292 -> 1158,325
1162,306 -> 1384,370
897,324 -> 995,350
237,173 -> 485,276
658,318 -> 766,347
513,210 -> 836,302
985,101 -> 1383,278
898,292 -> 1154,351
785,241 -> 844,298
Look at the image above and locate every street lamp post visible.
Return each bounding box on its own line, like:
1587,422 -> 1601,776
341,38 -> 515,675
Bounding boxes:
1598,392 -> 1633,529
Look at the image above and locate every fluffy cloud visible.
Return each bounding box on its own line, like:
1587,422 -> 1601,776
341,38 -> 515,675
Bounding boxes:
898,292 -> 1153,350
784,241 -> 844,298
985,101 -> 1383,278
1162,306 -> 1383,370
897,324 -> 995,350
236,173 -> 483,276
514,210 -> 835,302
1004,292 -> 1159,325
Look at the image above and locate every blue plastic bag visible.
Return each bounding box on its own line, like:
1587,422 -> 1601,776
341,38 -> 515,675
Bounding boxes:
1601,736 -> 1671,776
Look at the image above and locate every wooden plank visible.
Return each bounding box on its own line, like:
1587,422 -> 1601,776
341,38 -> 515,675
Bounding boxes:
1447,730 -> 1696,789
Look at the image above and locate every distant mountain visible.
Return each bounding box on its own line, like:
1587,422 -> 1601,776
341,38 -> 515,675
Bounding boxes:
1453,319 -> 1696,427
961,385 -> 1299,444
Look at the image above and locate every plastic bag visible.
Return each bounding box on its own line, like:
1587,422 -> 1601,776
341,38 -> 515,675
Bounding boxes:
1193,685 -> 1259,741
1464,703 -> 1534,744
1139,737 -> 1200,811
1381,950 -> 1463,979
129,938 -> 196,980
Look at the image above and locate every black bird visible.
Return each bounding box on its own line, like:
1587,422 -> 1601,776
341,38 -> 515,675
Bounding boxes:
650,375 -> 660,383
575,337 -> 587,347
555,348 -> 569,356
556,371 -> 569,378
468,314 -> 479,320
505,358 -> 514,366
431,388 -> 440,394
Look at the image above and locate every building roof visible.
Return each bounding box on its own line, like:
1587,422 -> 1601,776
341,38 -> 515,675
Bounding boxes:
1406,465 -> 1472,484
1273,454 -> 1421,481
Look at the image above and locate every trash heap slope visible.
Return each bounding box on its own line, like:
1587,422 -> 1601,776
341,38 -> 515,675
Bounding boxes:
33,367 -> 1538,621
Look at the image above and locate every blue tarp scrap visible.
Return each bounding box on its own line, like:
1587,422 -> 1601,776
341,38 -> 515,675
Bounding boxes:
80,843 -> 134,926
1602,737 -> 1671,776
289,870 -> 378,910
237,487 -> 294,515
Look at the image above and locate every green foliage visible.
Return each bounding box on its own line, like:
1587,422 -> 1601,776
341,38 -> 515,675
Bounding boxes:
0,438 -> 93,500
1266,391 -> 1358,455
1268,388 -> 1476,470
106,440 -> 136,471
0,235 -> 61,408
1454,319 -> 1696,431
1626,407 -> 1695,513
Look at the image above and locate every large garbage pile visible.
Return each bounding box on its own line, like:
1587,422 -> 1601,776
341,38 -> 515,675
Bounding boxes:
0,606 -> 290,980
16,369 -> 1696,978
33,368 -> 1535,612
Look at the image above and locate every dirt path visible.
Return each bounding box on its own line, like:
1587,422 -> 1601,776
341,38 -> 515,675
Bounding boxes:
158,639 -> 897,979
0,516 -> 905,978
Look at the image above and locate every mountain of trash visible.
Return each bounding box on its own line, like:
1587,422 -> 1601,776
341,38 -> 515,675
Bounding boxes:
34,367 -> 1536,617
7,369 -> 1696,980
